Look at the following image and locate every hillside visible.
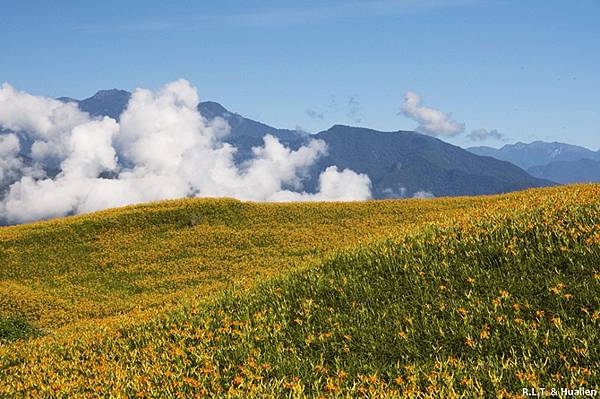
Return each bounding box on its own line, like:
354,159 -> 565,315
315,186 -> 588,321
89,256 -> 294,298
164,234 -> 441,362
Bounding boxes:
1,185 -> 599,396
311,125 -> 552,197
0,197 -> 471,330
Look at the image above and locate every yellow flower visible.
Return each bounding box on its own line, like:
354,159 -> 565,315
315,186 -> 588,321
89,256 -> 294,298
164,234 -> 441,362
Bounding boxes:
232,376 -> 244,386
549,283 -> 566,294
314,365 -> 328,374
572,347 -> 586,356
480,324 -> 490,339
456,307 -> 469,317
465,335 -> 476,348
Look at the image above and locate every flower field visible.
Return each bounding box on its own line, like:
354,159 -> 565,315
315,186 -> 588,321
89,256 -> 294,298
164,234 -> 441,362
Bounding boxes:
1,185 -> 599,397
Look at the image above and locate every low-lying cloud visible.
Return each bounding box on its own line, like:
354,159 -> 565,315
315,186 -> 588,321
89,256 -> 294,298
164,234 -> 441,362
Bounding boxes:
0,80 -> 372,224
412,190 -> 435,199
401,91 -> 465,137
381,185 -> 435,199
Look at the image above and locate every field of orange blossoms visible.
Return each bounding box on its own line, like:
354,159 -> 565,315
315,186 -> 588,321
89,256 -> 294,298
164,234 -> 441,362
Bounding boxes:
1,184 -> 599,397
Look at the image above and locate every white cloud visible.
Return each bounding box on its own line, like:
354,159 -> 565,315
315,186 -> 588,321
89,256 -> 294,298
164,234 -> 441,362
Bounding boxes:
61,118 -> 119,178
0,83 -> 90,164
0,133 -> 23,186
467,128 -> 504,141
412,190 -> 434,199
0,80 -> 372,224
269,166 -> 372,202
401,91 -> 465,137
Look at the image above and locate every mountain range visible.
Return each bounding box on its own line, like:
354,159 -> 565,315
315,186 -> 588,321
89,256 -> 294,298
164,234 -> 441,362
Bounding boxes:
60,89 -> 554,198
468,142 -> 600,184
2,89 -> 556,201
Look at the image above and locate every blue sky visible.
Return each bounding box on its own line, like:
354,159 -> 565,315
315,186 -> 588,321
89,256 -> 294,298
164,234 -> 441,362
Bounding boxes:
1,0 -> 599,148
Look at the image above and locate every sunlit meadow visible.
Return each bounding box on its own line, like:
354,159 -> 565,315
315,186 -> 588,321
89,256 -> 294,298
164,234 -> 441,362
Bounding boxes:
1,185 -> 599,397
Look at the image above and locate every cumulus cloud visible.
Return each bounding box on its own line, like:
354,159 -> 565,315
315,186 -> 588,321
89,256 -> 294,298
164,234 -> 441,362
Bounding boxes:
466,128 -> 504,141
0,83 -> 90,165
0,80 -> 372,224
61,118 -> 120,178
270,166 -> 372,202
0,133 -> 23,186
401,91 -> 464,137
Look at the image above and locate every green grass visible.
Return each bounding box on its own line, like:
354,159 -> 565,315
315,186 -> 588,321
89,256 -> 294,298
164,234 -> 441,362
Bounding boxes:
1,186 -> 599,397
0,196 -> 490,330
0,314 -> 42,343
126,201 -> 598,397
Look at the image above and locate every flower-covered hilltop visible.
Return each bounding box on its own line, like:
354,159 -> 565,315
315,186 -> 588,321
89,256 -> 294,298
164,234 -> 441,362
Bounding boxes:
1,184 -> 599,396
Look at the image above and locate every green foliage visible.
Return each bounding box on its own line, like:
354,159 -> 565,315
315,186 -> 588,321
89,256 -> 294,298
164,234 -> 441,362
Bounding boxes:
0,196 -> 482,330
0,314 -> 41,342
156,201 -> 598,396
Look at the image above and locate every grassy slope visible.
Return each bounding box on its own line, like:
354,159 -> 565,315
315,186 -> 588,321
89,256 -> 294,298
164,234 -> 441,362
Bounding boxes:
0,196 -> 489,330
1,185 -> 599,397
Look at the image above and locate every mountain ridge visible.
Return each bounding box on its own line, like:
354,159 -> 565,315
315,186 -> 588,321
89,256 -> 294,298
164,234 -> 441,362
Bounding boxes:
468,141 -> 600,169
312,125 -> 552,197
527,158 -> 600,184
468,141 -> 600,183
0,88 -> 555,200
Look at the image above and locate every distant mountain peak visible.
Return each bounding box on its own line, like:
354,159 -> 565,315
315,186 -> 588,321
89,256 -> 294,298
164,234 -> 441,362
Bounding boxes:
326,124 -> 381,134
468,140 -> 599,170
198,101 -> 231,120
327,124 -> 375,132
56,96 -> 78,103
199,101 -> 228,112
329,124 -> 353,129
92,89 -> 130,98
74,89 -> 132,120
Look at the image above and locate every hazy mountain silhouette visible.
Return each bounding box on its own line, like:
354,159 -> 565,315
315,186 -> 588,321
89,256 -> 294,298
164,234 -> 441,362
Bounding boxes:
468,141 -> 600,184
527,159 -> 600,184
468,141 -> 600,170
